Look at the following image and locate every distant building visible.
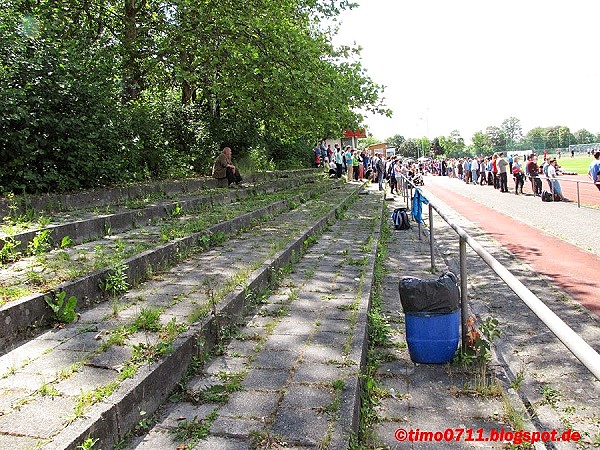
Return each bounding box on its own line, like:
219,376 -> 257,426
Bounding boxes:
366,143 -> 395,158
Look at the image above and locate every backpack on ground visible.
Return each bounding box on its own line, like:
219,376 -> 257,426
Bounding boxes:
391,208 -> 411,230
541,190 -> 553,202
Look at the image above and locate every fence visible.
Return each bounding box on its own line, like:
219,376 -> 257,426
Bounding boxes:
398,174 -> 600,381
541,175 -> 599,208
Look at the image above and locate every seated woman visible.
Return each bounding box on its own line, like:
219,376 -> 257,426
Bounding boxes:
328,159 -> 337,178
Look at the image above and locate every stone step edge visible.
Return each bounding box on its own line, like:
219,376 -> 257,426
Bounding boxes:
0,172 -> 319,253
0,169 -> 315,218
322,190 -> 384,450
0,181 -> 339,353
43,184 -> 367,450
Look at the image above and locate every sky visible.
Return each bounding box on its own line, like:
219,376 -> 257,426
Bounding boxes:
333,0 -> 600,143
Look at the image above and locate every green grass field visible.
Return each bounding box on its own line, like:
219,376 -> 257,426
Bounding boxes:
547,154 -> 593,175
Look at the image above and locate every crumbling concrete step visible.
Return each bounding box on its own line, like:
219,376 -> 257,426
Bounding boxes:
121,185 -> 384,450
0,180 -> 334,353
0,183 -> 366,450
0,172 -> 319,255
0,169 -> 314,218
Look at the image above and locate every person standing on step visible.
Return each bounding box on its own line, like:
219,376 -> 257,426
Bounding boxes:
471,157 -> 479,185
512,155 -> 525,194
497,152 -> 509,193
375,152 -> 385,191
335,145 -> 344,179
352,150 -> 361,181
345,146 -> 354,182
589,151 -> 600,191
526,154 -> 542,196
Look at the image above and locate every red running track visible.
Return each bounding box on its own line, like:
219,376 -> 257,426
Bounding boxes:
425,183 -> 600,317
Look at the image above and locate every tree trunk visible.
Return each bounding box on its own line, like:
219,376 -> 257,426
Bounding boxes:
122,0 -> 144,103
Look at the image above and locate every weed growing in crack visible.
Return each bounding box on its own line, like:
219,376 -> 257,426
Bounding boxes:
76,437 -> 99,450
539,384 -> 560,408
103,263 -> 129,298
131,307 -> 162,332
353,213 -> 390,448
0,236 -> 21,264
44,291 -> 78,323
28,229 -> 53,256
249,430 -> 288,450
452,315 -> 501,395
171,409 -> 218,448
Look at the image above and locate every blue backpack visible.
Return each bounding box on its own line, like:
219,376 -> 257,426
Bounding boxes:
391,208 -> 411,230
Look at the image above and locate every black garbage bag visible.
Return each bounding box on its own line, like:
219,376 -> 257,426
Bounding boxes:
399,272 -> 460,313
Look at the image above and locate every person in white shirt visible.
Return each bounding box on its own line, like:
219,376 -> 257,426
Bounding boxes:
547,158 -> 566,201
479,158 -> 486,185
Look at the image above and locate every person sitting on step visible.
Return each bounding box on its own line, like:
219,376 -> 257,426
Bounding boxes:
213,146 -> 243,188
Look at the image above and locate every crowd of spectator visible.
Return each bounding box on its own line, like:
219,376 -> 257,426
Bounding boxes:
314,142 -> 424,191
314,142 -> 600,201
421,152 -> 571,201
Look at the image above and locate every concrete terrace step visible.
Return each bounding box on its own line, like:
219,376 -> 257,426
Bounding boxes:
0,178 -> 334,352
0,171 -> 319,257
119,183 -> 384,450
0,182 -> 367,450
0,170 -> 315,219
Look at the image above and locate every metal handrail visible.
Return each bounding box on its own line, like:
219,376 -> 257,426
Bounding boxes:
538,174 -> 599,208
398,174 -> 600,381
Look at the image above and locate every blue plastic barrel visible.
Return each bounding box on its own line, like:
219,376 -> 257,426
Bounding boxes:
405,310 -> 460,363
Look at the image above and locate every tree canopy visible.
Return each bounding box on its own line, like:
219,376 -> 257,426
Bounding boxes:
1,0 -> 389,193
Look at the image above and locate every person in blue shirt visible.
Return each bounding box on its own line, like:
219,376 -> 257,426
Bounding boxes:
345,146 -> 354,181
320,141 -> 328,165
335,146 -> 344,178
589,151 -> 600,191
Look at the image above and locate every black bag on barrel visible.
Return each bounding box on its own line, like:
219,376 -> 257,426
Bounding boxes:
398,272 -> 460,313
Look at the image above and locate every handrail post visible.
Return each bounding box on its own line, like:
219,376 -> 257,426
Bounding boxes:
428,202 -> 435,270
459,236 -> 468,351
401,177 -> 405,202
577,180 -> 581,208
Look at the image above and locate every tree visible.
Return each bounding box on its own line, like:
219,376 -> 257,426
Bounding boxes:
485,126 -> 506,152
544,126 -> 561,149
438,130 -> 466,158
557,126 -> 573,148
524,127 -> 546,151
357,136 -> 380,151
574,129 -> 596,144
415,137 -> 431,158
386,134 -> 405,149
430,137 -> 443,157
501,117 -> 522,149
0,0 -> 390,193
471,131 -> 491,155
398,139 -> 419,159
